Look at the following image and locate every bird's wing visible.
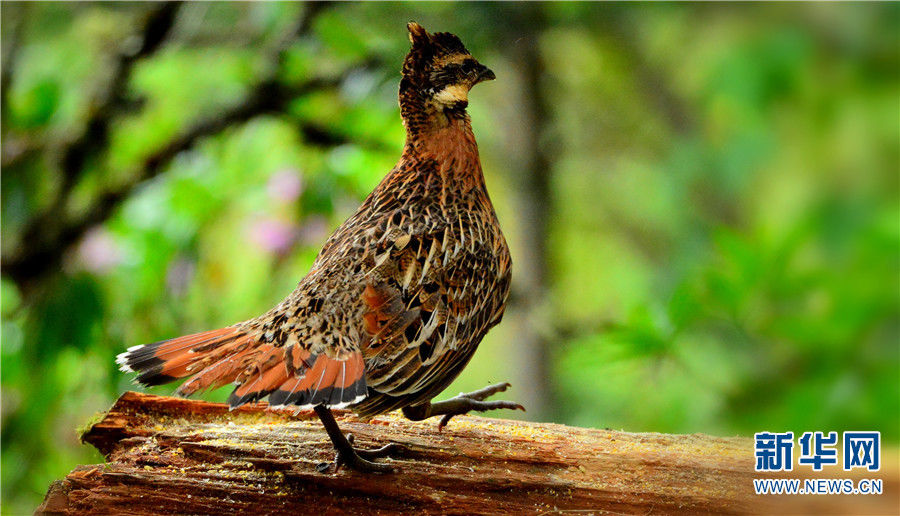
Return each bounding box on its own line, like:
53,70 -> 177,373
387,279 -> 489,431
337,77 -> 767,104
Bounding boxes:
358,222 -> 511,403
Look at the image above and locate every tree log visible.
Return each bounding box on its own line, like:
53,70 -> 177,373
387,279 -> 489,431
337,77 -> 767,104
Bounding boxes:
37,392 -> 897,514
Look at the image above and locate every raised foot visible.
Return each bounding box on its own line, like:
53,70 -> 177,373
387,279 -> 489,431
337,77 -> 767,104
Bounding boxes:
402,381 -> 526,431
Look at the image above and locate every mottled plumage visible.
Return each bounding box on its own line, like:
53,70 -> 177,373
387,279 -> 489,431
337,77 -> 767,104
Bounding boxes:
118,22 -> 517,472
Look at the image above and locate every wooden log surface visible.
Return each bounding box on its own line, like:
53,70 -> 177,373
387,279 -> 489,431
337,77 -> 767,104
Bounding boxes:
37,392 -> 898,515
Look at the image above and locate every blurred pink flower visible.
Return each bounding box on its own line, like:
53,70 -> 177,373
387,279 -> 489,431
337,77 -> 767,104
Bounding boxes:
249,218 -> 297,254
76,227 -> 123,274
296,216 -> 330,246
266,168 -> 304,203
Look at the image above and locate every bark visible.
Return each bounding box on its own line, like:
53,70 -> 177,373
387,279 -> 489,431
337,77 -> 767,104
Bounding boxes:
35,391 -> 893,515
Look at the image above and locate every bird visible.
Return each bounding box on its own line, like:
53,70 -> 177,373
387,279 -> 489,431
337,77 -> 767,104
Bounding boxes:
117,21 -> 522,473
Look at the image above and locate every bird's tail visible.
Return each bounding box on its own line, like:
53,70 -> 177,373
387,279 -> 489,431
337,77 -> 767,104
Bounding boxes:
117,326 -> 369,409
117,326 -> 257,397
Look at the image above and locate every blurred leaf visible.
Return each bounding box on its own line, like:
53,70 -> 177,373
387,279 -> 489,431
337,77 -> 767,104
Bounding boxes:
11,79 -> 60,128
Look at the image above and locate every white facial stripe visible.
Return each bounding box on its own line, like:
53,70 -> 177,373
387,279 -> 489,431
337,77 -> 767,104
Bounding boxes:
433,84 -> 468,105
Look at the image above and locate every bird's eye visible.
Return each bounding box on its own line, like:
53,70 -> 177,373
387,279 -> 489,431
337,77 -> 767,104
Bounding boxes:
430,64 -> 462,89
442,64 -> 463,77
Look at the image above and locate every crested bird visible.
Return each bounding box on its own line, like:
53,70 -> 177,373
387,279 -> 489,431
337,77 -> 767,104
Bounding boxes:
117,22 -> 521,473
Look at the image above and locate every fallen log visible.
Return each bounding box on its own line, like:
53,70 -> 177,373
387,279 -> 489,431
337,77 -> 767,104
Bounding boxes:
36,392 -> 897,514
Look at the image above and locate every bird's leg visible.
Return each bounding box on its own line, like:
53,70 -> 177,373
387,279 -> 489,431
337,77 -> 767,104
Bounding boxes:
313,405 -> 404,474
402,382 -> 525,431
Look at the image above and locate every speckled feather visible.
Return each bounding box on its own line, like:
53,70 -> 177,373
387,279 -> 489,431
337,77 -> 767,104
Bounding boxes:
117,23 -> 510,418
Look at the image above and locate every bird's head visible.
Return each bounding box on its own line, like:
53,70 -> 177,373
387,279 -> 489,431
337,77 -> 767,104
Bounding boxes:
400,22 -> 495,118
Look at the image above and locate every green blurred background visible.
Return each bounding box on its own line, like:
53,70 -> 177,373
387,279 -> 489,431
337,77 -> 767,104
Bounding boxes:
2,2 -> 898,513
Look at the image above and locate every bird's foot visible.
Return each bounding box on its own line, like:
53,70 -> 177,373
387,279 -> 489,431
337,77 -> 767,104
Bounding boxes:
402,382 -> 526,431
313,405 -> 406,474
316,434 -> 406,474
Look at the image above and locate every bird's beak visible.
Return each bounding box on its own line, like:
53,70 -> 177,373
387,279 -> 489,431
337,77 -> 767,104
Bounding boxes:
474,63 -> 496,84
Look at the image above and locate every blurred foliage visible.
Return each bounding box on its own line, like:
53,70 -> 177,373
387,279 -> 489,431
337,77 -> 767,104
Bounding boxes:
1,2 -> 898,513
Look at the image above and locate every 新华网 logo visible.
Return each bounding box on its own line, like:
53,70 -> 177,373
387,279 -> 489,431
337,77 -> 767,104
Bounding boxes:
754,431 -> 881,472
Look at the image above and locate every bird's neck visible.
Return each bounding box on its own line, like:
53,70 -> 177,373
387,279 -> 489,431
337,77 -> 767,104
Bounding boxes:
400,83 -> 474,148
388,85 -> 488,198
405,114 -> 477,157
367,114 -> 488,215
403,114 -> 486,190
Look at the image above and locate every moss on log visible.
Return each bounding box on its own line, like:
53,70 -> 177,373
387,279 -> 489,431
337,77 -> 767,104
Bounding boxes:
36,392 -> 897,514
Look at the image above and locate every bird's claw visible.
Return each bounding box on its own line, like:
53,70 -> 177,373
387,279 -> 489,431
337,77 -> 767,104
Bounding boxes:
435,382 -> 526,431
318,433 -> 405,474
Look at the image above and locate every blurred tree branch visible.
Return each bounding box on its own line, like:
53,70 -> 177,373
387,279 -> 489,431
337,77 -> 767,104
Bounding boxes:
58,2 -> 182,181
593,6 -> 696,135
1,2 -> 389,292
503,6 -> 555,421
2,3 -> 181,170
2,2 -> 182,289
0,2 -> 27,132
